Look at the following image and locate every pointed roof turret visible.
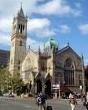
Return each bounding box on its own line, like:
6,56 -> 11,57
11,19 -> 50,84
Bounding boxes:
18,2 -> 24,17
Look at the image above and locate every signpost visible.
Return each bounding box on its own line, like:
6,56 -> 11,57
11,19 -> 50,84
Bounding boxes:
52,82 -> 60,99
57,83 -> 60,99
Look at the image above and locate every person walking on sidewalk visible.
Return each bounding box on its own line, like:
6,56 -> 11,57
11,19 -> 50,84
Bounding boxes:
69,96 -> 77,110
37,92 -> 47,110
85,92 -> 88,110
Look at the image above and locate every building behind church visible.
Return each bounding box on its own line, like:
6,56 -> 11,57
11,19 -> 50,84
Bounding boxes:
9,6 -> 85,96
0,50 -> 9,68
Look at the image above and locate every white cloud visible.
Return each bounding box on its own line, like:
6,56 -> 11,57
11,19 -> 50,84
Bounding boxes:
0,0 -> 82,49
28,18 -> 55,37
0,0 -> 82,18
27,37 -> 37,46
58,25 -> 70,33
0,17 -> 12,33
0,0 -> 37,17
0,33 -> 10,45
28,18 -> 50,31
36,0 -> 81,16
79,24 -> 88,34
27,37 -> 43,51
0,17 -> 12,47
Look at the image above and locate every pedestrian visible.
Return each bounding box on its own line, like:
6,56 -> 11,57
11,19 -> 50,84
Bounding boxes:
82,94 -> 86,106
85,92 -> 88,110
37,92 -> 47,110
69,93 -> 73,99
69,96 -> 77,110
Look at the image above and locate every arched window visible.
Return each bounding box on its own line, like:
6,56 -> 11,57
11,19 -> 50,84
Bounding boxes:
64,58 -> 74,86
18,24 -> 25,34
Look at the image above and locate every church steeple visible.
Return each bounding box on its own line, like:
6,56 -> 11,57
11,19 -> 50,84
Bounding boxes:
17,3 -> 24,17
9,4 -> 27,75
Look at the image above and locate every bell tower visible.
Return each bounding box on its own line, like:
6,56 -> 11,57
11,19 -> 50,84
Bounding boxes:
9,5 -> 27,75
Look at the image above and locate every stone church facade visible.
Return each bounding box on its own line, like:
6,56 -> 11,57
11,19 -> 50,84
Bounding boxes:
9,6 -> 85,96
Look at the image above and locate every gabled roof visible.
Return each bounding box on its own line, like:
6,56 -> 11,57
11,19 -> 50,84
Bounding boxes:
56,45 -> 81,60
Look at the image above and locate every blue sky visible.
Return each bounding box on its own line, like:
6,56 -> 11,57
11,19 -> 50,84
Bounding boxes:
0,0 -> 88,65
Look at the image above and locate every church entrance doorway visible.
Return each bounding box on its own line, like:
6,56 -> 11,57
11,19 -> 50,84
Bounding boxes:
45,79 -> 51,96
36,79 -> 42,94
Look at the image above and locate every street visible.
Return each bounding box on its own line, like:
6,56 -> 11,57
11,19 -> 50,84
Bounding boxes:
0,97 -> 87,110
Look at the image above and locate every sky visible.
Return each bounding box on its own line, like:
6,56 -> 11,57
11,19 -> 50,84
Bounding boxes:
0,0 -> 88,65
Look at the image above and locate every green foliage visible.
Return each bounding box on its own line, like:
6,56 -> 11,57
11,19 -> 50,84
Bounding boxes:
11,72 -> 24,95
0,68 -> 11,93
0,68 -> 24,95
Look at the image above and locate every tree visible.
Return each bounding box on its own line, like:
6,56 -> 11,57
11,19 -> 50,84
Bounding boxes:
0,67 -> 11,93
10,72 -> 24,96
0,68 -> 24,95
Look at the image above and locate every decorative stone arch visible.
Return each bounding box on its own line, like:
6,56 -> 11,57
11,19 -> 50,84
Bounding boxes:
64,57 -> 75,86
45,73 -> 52,96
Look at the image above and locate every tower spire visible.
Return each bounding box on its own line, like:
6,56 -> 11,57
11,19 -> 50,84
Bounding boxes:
18,2 -> 24,17
21,2 -> 22,9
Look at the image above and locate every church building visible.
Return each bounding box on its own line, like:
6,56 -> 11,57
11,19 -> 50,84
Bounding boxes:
9,6 -> 85,96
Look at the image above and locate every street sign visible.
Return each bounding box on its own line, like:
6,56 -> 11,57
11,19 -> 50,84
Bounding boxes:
52,84 -> 60,89
56,84 -> 60,89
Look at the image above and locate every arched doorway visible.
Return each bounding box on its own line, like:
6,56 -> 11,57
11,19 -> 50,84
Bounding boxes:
45,79 -> 51,96
36,79 -> 42,94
